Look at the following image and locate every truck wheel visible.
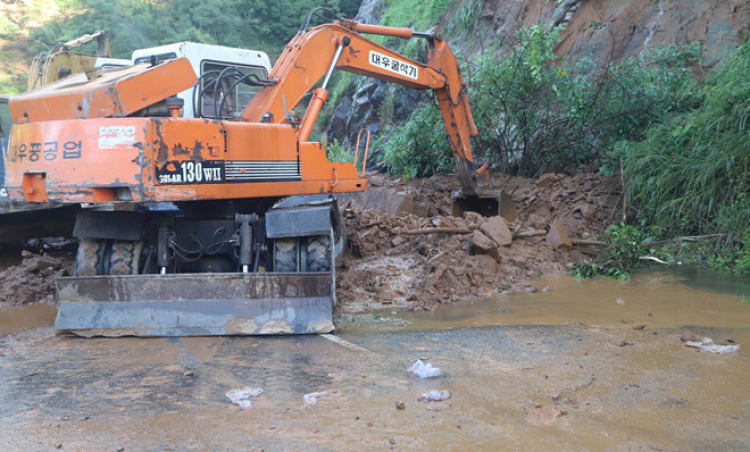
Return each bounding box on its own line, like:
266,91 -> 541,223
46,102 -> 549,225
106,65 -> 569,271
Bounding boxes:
306,235 -> 331,272
108,241 -> 136,275
75,239 -> 102,276
274,239 -> 298,272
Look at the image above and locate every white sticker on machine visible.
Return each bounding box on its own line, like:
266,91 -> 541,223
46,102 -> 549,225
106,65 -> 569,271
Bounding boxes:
99,126 -> 136,149
369,50 -> 418,80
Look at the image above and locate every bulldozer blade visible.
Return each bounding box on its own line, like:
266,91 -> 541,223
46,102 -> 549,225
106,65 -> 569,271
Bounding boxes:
451,190 -> 516,221
55,273 -> 334,337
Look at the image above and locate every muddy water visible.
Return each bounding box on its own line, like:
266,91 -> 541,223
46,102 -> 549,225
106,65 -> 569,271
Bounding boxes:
2,270 -> 750,450
366,270 -> 750,333
0,302 -> 56,335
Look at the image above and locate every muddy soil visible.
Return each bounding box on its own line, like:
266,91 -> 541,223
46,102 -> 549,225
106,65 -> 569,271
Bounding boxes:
0,249 -> 73,306
337,172 -> 620,312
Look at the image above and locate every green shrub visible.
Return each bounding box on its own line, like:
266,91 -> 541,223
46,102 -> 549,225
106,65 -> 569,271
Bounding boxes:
571,223 -> 658,280
381,103 -> 454,178
326,139 -> 354,163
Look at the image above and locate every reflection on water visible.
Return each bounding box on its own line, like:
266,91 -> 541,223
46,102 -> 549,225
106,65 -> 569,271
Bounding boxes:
343,269 -> 750,333
669,266 -> 750,298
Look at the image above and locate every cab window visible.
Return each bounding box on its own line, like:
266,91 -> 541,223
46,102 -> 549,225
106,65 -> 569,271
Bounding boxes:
200,61 -> 267,119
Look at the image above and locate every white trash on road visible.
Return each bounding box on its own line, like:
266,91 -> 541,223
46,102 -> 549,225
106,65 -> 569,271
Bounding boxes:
303,391 -> 329,405
421,390 -> 451,402
684,337 -> 740,354
408,360 -> 442,378
225,387 -> 263,409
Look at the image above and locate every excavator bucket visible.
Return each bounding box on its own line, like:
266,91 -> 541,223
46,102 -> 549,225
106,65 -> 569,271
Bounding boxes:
451,190 -> 517,222
55,273 -> 334,337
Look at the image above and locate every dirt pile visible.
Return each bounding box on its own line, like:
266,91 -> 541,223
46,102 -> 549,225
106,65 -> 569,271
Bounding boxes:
0,250 -> 73,305
336,172 -> 620,312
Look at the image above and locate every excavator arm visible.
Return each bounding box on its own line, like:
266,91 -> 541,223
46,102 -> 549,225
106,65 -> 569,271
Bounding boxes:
243,20 -> 490,197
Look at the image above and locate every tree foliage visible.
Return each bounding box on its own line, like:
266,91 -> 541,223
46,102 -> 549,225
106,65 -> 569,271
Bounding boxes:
382,25 -> 700,178
33,0 -> 362,58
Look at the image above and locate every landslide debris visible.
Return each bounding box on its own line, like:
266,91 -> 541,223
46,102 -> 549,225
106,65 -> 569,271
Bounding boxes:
0,250 -> 73,305
337,172 -> 619,312
0,172 -> 618,312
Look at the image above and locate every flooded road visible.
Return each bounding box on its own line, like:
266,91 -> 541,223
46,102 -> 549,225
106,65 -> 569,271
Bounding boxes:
1,270 -> 749,451
362,271 -> 750,332
0,302 -> 56,336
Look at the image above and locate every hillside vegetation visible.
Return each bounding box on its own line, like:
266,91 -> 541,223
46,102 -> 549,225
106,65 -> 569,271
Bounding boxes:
0,0 -> 361,94
36,0 -> 360,57
0,0 -> 60,95
327,0 -> 750,278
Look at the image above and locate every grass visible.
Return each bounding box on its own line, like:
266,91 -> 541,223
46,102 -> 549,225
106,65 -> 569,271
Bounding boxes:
621,40 -> 750,237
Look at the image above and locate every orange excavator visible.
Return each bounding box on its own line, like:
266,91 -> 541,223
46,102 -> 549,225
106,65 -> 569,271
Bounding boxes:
5,10 -> 501,336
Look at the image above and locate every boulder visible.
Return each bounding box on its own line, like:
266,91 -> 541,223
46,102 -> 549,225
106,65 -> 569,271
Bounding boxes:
472,231 -> 501,262
546,220 -> 573,250
481,216 -> 513,247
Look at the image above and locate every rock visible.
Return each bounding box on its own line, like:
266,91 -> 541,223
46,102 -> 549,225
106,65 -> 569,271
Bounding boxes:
616,298 -> 626,305
546,220 -> 572,250
368,174 -> 385,186
573,201 -> 597,220
481,216 -> 512,246
354,82 -> 377,105
472,231 -> 500,262
536,173 -> 559,188
680,331 -> 701,343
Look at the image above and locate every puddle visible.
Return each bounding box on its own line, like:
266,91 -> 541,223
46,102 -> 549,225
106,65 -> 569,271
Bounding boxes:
0,303 -> 57,335
341,270 -> 750,333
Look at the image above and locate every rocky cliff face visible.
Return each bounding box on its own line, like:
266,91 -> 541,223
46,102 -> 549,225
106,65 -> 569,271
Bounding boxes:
325,0 -> 749,153
479,0 -> 749,68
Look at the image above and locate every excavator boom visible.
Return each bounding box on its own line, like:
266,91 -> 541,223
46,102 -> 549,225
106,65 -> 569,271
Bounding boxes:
243,21 -> 491,197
